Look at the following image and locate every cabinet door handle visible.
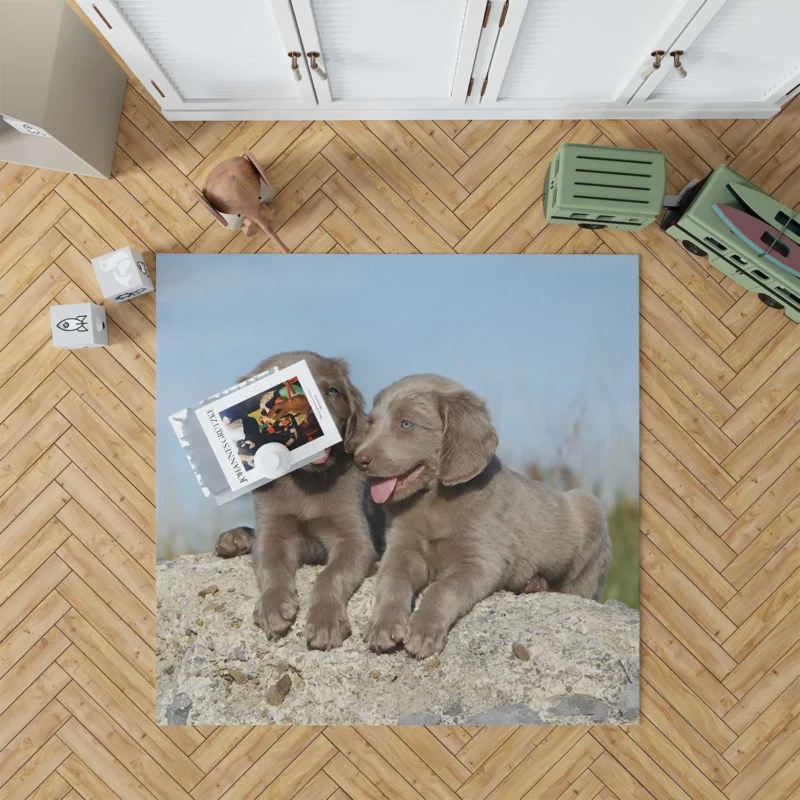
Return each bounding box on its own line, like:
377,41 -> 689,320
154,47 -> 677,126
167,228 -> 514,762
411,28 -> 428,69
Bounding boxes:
670,50 -> 687,79
640,50 -> 665,81
288,51 -> 302,81
307,52 -> 328,81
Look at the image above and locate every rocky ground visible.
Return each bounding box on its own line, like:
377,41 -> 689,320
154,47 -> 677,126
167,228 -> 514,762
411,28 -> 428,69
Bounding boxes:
156,553 -> 640,726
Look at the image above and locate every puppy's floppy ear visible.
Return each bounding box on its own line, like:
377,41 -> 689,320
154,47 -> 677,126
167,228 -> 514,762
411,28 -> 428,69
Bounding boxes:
332,358 -> 367,453
343,384 -> 367,453
437,390 -> 498,486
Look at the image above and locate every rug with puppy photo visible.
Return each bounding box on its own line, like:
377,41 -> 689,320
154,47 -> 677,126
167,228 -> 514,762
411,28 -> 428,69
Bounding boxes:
155,254 -> 640,727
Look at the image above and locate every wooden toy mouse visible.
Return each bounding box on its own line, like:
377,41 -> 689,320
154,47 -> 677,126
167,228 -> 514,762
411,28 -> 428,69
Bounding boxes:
198,150 -> 290,253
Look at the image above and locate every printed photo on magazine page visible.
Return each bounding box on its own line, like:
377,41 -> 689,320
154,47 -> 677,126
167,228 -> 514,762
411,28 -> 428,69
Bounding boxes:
194,359 -> 341,491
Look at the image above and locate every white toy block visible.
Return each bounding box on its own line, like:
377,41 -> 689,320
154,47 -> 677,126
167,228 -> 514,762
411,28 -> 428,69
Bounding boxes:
91,246 -> 154,302
51,303 -> 107,349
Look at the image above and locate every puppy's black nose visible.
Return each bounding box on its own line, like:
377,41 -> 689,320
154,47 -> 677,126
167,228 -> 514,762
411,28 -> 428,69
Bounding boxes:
355,452 -> 372,468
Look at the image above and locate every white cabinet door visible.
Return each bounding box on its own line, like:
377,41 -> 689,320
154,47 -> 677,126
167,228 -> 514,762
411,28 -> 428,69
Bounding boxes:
634,0 -> 800,109
76,0 -> 316,113
479,0 -> 706,110
289,0 -> 486,108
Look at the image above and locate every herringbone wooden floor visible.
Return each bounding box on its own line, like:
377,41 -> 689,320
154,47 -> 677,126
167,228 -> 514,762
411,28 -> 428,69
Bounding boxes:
2,67 -> 800,798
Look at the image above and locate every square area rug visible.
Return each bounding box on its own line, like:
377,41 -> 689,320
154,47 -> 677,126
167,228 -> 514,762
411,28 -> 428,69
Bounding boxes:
155,254 -> 640,726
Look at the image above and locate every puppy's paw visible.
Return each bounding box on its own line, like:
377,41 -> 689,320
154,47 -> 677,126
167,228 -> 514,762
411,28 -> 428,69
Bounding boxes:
364,609 -> 407,653
215,527 -> 254,558
403,611 -> 448,660
306,604 -> 351,650
522,575 -> 549,593
253,589 -> 298,638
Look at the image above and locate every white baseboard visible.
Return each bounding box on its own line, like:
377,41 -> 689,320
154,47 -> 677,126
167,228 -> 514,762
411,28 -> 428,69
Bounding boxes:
163,103 -> 781,122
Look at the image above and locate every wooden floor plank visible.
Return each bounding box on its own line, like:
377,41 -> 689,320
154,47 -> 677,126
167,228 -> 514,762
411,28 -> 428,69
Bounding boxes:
364,121 -> 469,210
457,121 -> 597,250
0,163 -> 37,206
324,130 -> 459,250
0,733 -> 70,800
0,193 -> 69,280
639,681 -> 737,789
400,121 -> 469,175
56,716 -> 158,800
723,543 -> 800,654
55,464 -> 153,573
641,537 -> 736,644
57,753 -> 121,800
0,228 -> 68,317
56,571 -> 154,681
56,680 -> 198,797
455,119 -> 574,228
189,727 -> 289,800
0,482 -> 70,571
0,699 -> 71,790
111,148 -> 203,248
321,751 -> 385,800
487,727 -> 589,800
0,170 -> 65,245
116,116 -> 203,212
122,85 -> 202,176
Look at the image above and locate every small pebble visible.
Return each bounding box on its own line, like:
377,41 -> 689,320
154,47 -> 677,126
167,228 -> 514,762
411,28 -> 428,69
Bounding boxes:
369,670 -> 381,679
266,673 -> 293,706
198,585 -> 219,598
512,643 -> 530,661
228,669 -> 248,684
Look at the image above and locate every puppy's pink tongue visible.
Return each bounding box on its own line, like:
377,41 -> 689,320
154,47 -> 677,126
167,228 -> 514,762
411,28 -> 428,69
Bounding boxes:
311,448 -> 330,465
370,477 -> 398,504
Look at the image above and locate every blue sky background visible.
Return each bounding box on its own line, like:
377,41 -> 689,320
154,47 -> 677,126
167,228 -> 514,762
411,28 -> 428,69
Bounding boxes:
157,254 -> 639,558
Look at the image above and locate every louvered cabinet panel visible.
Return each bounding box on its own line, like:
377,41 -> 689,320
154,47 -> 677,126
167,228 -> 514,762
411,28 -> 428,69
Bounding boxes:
649,0 -> 800,102
291,0 -> 485,104
76,0 -> 314,110
116,0 -> 296,100
76,0 -> 795,118
493,0 -> 690,102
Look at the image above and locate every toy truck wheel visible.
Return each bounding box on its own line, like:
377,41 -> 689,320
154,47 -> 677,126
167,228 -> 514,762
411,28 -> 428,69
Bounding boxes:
758,293 -> 784,310
682,240 -> 707,257
578,223 -> 606,229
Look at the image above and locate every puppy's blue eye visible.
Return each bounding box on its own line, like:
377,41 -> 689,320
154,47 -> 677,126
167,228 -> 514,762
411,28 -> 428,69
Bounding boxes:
326,387 -> 340,396
400,420 -> 413,429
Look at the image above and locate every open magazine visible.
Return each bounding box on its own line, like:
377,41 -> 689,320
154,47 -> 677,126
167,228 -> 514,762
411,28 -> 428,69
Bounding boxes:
170,360 -> 341,504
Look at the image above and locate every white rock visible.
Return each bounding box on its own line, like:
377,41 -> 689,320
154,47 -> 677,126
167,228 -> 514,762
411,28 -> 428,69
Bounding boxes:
156,553 -> 640,726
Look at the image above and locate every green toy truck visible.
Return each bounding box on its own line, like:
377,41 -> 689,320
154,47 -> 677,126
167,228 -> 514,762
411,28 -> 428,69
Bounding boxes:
544,142 -> 800,322
544,143 -> 667,232
660,165 -> 800,322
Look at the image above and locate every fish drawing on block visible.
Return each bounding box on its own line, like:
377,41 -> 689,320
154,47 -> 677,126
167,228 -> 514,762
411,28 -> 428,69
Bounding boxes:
56,315 -> 89,332
713,203 -> 800,276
